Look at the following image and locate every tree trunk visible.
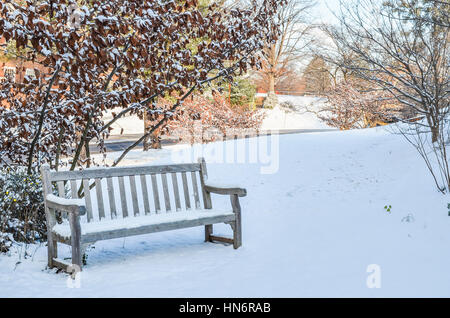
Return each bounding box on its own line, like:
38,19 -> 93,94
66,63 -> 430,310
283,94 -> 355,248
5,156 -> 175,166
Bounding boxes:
143,111 -> 150,151
75,131 -> 86,164
84,138 -> 91,168
426,113 -> 440,143
269,72 -> 275,93
150,132 -> 162,150
431,125 -> 439,143
143,111 -> 161,151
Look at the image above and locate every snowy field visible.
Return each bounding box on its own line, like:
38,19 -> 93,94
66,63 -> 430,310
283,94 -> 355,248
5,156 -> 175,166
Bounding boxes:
1,126 -> 450,297
103,95 -> 333,136
102,109 -> 143,136
261,95 -> 331,130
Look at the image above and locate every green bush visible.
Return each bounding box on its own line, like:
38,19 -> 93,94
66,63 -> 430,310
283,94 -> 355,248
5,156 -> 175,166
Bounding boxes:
0,167 -> 46,252
217,76 -> 256,108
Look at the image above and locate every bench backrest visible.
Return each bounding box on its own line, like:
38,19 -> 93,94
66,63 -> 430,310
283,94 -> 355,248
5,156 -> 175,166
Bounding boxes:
41,158 -> 211,223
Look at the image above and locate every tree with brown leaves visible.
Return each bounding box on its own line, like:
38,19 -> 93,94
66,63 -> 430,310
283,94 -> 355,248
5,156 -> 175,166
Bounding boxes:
0,0 -> 283,174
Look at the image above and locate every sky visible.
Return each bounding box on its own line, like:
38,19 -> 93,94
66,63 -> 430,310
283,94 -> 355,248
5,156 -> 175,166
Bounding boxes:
311,0 -> 342,24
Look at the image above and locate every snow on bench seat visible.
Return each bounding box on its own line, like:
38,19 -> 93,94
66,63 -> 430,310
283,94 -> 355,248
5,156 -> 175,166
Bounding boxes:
52,209 -> 236,242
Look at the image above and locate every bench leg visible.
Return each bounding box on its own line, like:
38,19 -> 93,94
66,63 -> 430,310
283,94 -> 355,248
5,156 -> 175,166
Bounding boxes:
47,233 -> 57,269
71,239 -> 82,271
231,194 -> 242,249
205,225 -> 213,242
45,207 -> 58,269
207,194 -> 243,249
69,213 -> 82,271
207,221 -> 241,248
233,219 -> 242,249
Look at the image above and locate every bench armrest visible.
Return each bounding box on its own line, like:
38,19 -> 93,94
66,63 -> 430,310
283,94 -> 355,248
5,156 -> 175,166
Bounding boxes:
204,182 -> 247,197
46,194 -> 86,216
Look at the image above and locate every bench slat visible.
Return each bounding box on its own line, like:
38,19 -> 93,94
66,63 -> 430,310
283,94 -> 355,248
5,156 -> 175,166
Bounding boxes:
171,173 -> 182,211
95,178 -> 105,220
181,172 -> 191,210
82,179 -> 94,222
140,175 -> 151,215
161,173 -> 171,212
80,213 -> 236,243
57,181 -> 67,219
106,177 -> 117,219
191,171 -> 200,209
151,174 -> 161,213
199,158 -> 212,209
118,176 -> 128,218
129,175 -> 140,216
57,181 -> 65,198
70,180 -> 78,199
49,164 -> 201,182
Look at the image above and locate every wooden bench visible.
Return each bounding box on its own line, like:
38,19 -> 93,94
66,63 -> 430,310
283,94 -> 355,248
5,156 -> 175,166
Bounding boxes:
41,158 -> 246,272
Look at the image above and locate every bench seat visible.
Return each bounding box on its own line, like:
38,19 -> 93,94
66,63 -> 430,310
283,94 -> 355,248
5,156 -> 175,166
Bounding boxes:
52,209 -> 236,243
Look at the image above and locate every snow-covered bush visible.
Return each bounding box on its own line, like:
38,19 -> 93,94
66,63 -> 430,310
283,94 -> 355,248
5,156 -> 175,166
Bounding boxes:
0,167 -> 46,253
217,76 -> 257,107
319,80 -> 401,130
279,101 -> 296,112
166,93 -> 265,144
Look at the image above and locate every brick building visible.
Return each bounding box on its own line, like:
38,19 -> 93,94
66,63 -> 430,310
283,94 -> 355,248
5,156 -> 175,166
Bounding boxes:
0,37 -> 46,83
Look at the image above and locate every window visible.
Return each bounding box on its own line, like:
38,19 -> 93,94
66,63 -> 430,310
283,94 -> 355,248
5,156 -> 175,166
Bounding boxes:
25,68 -> 36,80
3,67 -> 16,82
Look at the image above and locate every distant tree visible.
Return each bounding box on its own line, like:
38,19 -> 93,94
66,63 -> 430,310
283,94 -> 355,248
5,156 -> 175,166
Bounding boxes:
329,0 -> 449,142
253,66 -> 305,94
303,55 -> 331,95
316,79 -> 400,130
219,76 -> 256,107
329,0 -> 450,192
253,0 -> 316,94
387,0 -> 450,28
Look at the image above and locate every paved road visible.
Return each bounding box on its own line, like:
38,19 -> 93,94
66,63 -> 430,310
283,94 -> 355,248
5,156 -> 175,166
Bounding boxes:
90,128 -> 337,153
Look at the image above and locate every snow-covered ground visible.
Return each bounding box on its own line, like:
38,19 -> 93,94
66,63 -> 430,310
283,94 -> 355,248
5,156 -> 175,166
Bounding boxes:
1,126 -> 450,297
261,95 -> 331,130
104,95 -> 332,136
102,109 -> 144,136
